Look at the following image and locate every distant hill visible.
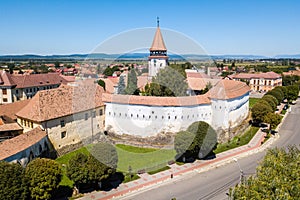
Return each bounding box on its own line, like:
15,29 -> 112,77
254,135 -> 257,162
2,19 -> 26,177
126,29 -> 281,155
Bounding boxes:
0,53 -> 299,61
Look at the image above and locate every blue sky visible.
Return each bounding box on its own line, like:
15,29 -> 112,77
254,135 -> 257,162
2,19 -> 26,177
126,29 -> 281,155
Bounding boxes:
0,0 -> 299,56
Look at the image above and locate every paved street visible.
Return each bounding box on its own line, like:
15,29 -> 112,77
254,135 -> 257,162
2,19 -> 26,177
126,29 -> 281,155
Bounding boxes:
119,100 -> 300,200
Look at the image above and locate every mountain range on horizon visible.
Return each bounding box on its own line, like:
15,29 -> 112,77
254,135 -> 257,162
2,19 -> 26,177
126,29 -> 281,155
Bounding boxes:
1,53 -> 300,60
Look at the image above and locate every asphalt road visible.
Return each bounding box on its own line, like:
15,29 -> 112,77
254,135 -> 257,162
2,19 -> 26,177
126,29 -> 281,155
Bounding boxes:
121,101 -> 300,200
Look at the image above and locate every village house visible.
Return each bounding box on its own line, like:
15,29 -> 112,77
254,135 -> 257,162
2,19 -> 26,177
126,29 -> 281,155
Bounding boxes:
0,71 -> 75,104
229,71 -> 282,92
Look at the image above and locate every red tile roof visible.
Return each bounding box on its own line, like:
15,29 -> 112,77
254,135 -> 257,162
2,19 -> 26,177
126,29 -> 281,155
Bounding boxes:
102,93 -> 211,106
209,79 -> 250,100
0,100 -> 30,120
187,78 -> 219,91
16,81 -> 105,122
0,71 -> 72,88
230,71 -> 281,80
0,127 -> 46,160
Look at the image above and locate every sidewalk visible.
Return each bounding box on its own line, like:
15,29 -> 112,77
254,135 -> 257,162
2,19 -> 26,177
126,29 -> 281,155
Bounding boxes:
80,128 -> 268,200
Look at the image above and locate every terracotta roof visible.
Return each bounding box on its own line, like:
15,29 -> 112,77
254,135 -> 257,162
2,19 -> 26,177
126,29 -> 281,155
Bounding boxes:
102,93 -> 211,106
0,127 -> 46,160
0,100 -> 30,120
209,79 -> 250,100
186,71 -> 210,79
137,76 -> 150,89
230,72 -> 281,80
101,77 -> 119,94
0,71 -> 72,88
16,81 -> 105,122
150,27 -> 167,51
187,78 -> 219,91
0,123 -> 23,132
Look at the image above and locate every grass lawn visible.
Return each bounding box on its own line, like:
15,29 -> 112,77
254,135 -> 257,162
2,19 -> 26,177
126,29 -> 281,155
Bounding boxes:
214,126 -> 259,154
249,98 -> 260,108
116,144 -> 176,173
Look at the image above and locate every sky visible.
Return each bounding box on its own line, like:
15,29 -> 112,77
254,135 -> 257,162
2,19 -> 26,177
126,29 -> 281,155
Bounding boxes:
0,0 -> 300,56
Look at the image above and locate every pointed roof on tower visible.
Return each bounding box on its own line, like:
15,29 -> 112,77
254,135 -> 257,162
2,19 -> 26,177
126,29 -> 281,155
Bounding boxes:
150,17 -> 167,51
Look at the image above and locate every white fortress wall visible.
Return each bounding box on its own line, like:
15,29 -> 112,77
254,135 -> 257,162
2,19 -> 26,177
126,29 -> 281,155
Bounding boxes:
105,102 -> 211,136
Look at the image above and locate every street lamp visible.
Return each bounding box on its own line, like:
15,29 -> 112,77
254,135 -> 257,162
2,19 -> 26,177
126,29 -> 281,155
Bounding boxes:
233,158 -> 244,183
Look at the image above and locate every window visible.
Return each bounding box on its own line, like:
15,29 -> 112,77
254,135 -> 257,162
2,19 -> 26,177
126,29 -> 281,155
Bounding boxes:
99,109 -> 103,116
31,122 -> 33,128
3,98 -> 7,102
92,111 -> 96,118
2,89 -> 7,95
15,89 -> 18,94
60,120 -> 65,127
61,131 -> 66,139
85,113 -> 88,120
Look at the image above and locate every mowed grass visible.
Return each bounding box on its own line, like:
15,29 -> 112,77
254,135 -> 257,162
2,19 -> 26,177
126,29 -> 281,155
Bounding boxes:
116,144 -> 176,173
214,126 -> 259,154
249,98 -> 260,109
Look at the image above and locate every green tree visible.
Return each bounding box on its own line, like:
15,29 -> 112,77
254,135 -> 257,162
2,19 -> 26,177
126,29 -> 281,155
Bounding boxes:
25,158 -> 62,200
186,121 -> 217,159
117,75 -> 126,94
125,69 -> 139,95
146,66 -> 188,97
230,146 -> 300,199
261,95 -> 278,111
266,89 -> 284,103
274,86 -> 287,99
0,161 -> 28,200
66,151 -> 115,190
8,63 -> 15,74
174,131 -> 195,158
54,61 -> 60,69
286,85 -> 299,102
264,112 -> 281,130
251,102 -> 272,123
97,79 -> 106,90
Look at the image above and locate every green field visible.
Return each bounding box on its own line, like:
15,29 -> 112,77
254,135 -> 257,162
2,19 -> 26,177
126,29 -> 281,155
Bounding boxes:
115,144 -> 176,173
249,98 -> 260,108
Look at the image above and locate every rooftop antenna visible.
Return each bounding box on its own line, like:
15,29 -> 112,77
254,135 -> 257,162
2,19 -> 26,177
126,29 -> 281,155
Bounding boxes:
157,16 -> 159,27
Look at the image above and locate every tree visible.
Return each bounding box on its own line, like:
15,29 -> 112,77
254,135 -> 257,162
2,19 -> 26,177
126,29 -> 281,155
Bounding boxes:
229,146 -> 300,199
97,79 -> 106,90
174,131 -> 195,158
117,75 -> 126,94
274,86 -> 287,99
186,121 -> 217,159
125,69 -> 139,95
266,89 -> 284,103
261,95 -> 278,111
8,63 -> 15,74
264,112 -> 281,130
0,161 -> 28,200
25,158 -> 62,200
66,151 -> 115,190
145,66 -> 188,97
251,102 -> 272,123
54,61 -> 60,69
286,85 -> 299,102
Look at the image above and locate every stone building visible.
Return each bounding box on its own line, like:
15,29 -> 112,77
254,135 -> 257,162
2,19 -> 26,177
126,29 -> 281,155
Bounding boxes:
16,81 -> 106,151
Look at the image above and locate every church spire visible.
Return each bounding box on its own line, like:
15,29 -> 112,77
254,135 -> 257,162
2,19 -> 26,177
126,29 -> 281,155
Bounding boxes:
150,18 -> 167,51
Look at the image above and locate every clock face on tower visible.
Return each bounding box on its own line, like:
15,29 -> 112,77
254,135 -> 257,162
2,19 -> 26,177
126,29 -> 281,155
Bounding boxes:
154,59 -> 157,63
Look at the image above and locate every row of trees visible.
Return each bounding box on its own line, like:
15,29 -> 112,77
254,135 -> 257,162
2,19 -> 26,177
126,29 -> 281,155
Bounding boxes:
0,158 -> 62,200
229,146 -> 300,199
251,85 -> 299,130
174,121 -> 217,161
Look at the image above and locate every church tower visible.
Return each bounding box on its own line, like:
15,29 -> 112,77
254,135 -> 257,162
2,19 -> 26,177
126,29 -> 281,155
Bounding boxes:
148,17 -> 168,79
